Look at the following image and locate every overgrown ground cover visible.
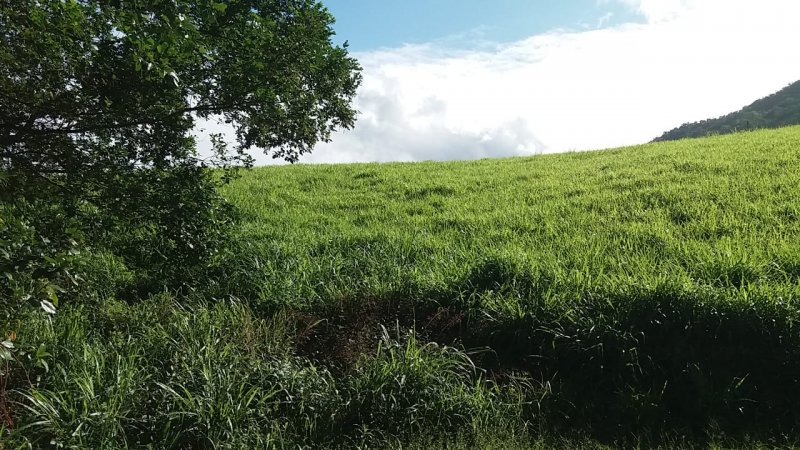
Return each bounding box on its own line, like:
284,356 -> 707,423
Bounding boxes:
4,127 -> 800,448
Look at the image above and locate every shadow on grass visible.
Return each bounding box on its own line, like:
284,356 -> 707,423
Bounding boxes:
292,285 -> 800,445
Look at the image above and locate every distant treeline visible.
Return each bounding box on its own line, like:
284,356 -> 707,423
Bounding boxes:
654,80 -> 800,141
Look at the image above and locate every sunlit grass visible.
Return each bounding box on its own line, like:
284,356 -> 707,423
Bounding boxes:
221,126 -> 800,313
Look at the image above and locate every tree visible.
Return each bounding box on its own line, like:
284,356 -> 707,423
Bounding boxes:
0,0 -> 362,295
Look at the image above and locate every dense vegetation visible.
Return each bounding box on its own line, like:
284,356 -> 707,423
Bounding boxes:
3,126 -> 800,448
0,0 -> 361,308
3,2 -> 800,447
654,80 -> 800,141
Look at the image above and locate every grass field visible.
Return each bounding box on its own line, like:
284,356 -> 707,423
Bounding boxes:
222,126 -> 800,313
220,126 -> 800,441
5,126 -> 800,448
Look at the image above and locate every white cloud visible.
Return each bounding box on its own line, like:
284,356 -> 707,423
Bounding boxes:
206,0 -> 800,164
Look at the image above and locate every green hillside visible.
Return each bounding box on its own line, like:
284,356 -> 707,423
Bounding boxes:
655,80 -> 800,141
6,127 -> 800,448
218,126 -> 800,442
224,127 -> 800,313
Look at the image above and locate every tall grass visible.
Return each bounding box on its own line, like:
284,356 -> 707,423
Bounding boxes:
219,127 -> 800,315
5,299 -> 524,448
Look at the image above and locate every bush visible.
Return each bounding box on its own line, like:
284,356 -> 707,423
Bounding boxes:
0,201 -> 85,322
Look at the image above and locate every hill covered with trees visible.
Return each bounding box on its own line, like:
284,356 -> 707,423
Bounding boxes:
654,80 -> 800,141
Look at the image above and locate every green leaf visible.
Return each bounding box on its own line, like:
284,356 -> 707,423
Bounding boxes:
35,344 -> 49,358
34,344 -> 51,372
45,284 -> 60,305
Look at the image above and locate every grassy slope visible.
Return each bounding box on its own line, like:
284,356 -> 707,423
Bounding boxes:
218,126 -> 800,440
224,126 -> 800,313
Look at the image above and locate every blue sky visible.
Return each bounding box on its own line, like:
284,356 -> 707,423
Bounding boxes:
324,1 -> 642,51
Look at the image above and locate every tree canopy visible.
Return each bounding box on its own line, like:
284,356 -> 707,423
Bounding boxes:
1,0 -> 361,164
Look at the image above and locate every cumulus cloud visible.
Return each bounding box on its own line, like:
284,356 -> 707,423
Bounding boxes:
300,64 -> 544,163
200,0 -> 800,164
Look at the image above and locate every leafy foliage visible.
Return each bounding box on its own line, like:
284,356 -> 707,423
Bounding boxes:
0,0 -> 362,295
654,80 -> 800,141
0,1 -> 362,442
0,201 -> 84,321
